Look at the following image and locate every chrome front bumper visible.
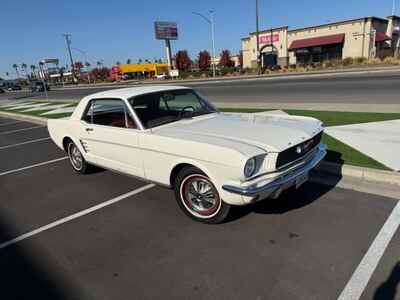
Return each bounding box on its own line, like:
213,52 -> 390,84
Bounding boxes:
222,144 -> 327,197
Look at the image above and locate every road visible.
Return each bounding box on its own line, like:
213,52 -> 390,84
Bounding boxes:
0,115 -> 399,299
1,70 -> 400,112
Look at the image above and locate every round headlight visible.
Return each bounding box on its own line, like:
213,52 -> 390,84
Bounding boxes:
244,158 -> 256,178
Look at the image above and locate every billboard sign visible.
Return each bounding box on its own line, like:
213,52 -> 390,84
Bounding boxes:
155,21 -> 178,40
259,34 -> 280,44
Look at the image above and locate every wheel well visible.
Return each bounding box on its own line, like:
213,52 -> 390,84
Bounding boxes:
62,137 -> 73,152
169,163 -> 194,187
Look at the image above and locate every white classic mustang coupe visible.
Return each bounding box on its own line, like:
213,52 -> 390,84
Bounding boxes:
48,86 -> 326,223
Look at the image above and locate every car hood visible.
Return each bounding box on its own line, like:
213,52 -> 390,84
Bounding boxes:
153,113 -> 323,153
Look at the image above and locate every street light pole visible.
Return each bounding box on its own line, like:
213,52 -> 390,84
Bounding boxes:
256,0 -> 261,74
62,33 -> 76,83
210,10 -> 216,78
392,0 -> 396,16
192,11 -> 217,77
72,48 -> 91,84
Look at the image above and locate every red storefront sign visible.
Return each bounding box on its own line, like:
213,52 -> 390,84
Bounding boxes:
259,34 -> 280,44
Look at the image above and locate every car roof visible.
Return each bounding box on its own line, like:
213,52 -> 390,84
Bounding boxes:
86,85 -> 191,100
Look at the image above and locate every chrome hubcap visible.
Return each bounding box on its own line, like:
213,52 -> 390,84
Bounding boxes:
69,144 -> 83,170
182,176 -> 219,216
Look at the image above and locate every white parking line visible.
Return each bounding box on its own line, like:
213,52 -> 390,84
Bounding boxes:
0,126 -> 44,135
0,184 -> 156,249
0,137 -> 51,150
338,201 -> 400,300
0,121 -> 23,127
0,157 -> 68,176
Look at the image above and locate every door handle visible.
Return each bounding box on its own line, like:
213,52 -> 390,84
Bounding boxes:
86,128 -> 94,132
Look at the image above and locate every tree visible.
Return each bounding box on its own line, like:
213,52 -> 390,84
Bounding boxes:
175,50 -> 191,71
30,65 -> 36,77
116,61 -> 121,65
138,58 -> 143,64
126,59 -> 131,64
12,64 -> 20,78
238,51 -> 243,68
74,61 -> 84,73
90,67 -> 110,81
198,50 -> 211,71
219,49 -> 235,67
96,61 -> 103,68
21,63 -> 28,77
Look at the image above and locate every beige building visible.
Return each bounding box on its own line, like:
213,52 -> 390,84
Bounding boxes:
242,16 -> 400,68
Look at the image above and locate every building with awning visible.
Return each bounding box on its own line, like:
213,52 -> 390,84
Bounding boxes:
241,15 -> 400,68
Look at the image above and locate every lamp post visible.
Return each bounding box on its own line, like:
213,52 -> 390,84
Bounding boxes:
192,11 -> 217,77
255,0 -> 261,74
72,48 -> 91,84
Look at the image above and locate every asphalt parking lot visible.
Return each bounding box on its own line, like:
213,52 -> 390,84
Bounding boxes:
0,116 -> 399,300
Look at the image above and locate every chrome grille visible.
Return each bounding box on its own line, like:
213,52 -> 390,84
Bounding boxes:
276,132 -> 323,169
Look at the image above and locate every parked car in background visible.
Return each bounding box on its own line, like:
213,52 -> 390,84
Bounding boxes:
30,81 -> 50,93
8,84 -> 22,91
48,86 -> 326,223
155,73 -> 169,80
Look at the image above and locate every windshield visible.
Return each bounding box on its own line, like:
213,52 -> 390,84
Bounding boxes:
129,89 -> 217,129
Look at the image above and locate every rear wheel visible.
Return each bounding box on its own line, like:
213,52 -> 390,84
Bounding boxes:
67,141 -> 89,174
174,166 -> 230,224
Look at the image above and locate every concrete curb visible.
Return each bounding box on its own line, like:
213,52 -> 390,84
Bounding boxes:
52,65 -> 400,90
0,111 -> 48,126
315,161 -> 400,186
1,110 -> 400,187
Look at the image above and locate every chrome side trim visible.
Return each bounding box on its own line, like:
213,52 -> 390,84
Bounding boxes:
222,144 -> 327,196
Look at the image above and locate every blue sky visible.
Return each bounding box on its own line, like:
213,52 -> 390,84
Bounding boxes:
0,0 -> 398,78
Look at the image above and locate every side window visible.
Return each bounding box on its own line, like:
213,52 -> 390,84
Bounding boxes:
82,101 -> 94,123
83,99 -> 137,129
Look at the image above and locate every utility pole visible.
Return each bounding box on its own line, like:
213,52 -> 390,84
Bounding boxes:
62,33 -> 76,83
392,0 -> 396,16
256,0 -> 261,74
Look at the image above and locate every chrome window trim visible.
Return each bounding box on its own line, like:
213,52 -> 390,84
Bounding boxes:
80,98 -> 143,130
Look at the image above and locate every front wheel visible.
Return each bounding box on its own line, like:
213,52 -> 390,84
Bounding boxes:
67,141 -> 89,174
174,167 -> 230,224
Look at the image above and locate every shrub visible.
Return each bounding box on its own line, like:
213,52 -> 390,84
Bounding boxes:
367,58 -> 382,65
382,57 -> 400,65
220,66 -> 237,76
354,57 -> 367,64
342,57 -> 354,66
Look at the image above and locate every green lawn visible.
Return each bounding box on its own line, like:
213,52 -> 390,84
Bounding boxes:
285,110 -> 400,127
0,102 -> 76,119
219,107 -> 395,170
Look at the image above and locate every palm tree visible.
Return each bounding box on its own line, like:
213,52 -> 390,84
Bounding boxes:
96,61 -> 102,69
12,64 -> 20,78
30,65 -> 36,78
84,62 -> 91,83
38,61 -> 45,80
116,61 -> 121,65
21,63 -> 28,78
126,59 -> 132,64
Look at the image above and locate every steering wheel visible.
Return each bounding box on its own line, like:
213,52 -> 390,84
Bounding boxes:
179,106 -> 196,119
